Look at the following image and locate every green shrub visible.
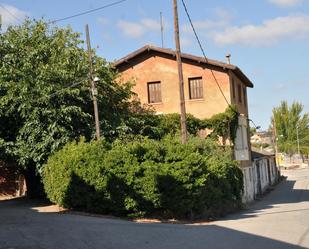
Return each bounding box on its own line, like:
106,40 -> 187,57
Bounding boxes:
43,136 -> 243,219
116,106 -> 239,144
117,113 -> 202,140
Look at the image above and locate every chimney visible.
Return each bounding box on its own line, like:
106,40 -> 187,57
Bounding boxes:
226,53 -> 231,64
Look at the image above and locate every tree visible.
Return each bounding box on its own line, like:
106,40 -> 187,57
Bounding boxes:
0,20 -> 133,196
272,101 -> 309,156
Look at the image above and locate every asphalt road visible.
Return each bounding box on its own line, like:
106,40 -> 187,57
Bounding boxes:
0,169 -> 308,249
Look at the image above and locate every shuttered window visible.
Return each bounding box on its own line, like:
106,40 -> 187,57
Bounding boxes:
238,84 -> 242,103
147,82 -> 162,103
232,79 -> 236,99
243,87 -> 247,107
189,77 -> 203,99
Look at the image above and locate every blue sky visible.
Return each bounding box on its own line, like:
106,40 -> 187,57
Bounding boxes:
1,0 -> 309,129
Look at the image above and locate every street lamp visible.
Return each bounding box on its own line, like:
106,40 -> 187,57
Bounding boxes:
248,119 -> 261,130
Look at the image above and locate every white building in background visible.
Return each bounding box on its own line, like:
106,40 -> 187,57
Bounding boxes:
251,147 -> 280,198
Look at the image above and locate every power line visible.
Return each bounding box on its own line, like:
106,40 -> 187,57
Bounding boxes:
48,80 -> 85,98
39,79 -> 86,101
0,3 -> 24,23
181,0 -> 263,132
48,0 -> 128,24
180,0 -> 230,107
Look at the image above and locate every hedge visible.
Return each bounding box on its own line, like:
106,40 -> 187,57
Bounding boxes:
111,106 -> 238,143
43,136 -> 243,219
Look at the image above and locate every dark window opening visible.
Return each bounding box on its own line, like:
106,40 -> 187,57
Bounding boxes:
189,77 -> 203,99
243,87 -> 247,107
238,84 -> 242,103
232,79 -> 236,99
147,81 -> 162,103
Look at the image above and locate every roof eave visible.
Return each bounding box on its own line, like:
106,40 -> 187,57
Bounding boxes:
114,45 -> 254,88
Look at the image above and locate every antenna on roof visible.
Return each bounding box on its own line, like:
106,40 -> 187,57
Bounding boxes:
160,12 -> 164,48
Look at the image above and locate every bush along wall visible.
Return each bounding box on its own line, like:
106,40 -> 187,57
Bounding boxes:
43,136 -> 243,219
114,106 -> 239,144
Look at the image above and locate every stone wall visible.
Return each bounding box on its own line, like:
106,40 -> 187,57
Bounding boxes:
0,161 -> 26,197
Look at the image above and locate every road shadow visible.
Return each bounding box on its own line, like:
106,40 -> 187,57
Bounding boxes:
0,198 -> 307,249
219,173 -> 309,221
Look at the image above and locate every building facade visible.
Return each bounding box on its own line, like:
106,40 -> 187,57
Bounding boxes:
115,45 -> 255,202
251,148 -> 279,197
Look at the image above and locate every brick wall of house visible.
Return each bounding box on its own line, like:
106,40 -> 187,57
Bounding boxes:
118,53 -> 234,120
116,48 -> 253,169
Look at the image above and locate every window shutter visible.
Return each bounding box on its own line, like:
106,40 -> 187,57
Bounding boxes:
238,84 -> 242,103
189,77 -> 203,99
147,82 -> 162,103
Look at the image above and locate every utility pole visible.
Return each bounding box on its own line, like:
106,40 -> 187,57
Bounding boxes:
160,12 -> 164,48
272,117 -> 278,165
296,124 -> 300,155
173,0 -> 188,144
85,24 -> 101,140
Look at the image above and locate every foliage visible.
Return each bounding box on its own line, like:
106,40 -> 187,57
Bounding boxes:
250,127 -> 257,137
272,101 -> 309,155
117,112 -> 201,140
201,106 -> 239,143
0,20 -> 133,195
117,106 -> 239,143
43,137 -> 243,219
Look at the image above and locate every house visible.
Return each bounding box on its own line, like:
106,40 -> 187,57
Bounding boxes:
114,45 -> 255,202
251,131 -> 273,146
251,147 -> 279,197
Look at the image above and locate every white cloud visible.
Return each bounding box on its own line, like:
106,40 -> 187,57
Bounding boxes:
213,7 -> 234,21
141,19 -> 160,31
273,83 -> 287,91
182,19 -> 229,34
212,15 -> 309,46
0,4 -> 28,29
180,37 -> 193,47
117,20 -> 144,38
268,0 -> 303,7
182,7 -> 233,34
117,19 -> 161,38
97,17 -> 109,26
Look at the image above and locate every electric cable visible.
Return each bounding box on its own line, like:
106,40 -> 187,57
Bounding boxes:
48,0 -> 128,24
180,0 -> 230,107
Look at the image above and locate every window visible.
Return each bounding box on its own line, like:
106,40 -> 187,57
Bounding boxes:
238,84 -> 242,103
243,87 -> 247,107
147,82 -> 162,103
189,77 -> 203,99
232,79 -> 236,99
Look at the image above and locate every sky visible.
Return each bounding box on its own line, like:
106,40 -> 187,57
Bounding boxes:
1,0 -> 309,129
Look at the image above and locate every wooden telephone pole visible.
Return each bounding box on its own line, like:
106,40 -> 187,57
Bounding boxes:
85,24 -> 101,140
173,0 -> 188,144
272,117 -> 278,164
